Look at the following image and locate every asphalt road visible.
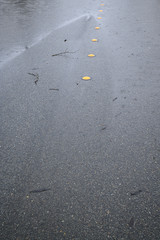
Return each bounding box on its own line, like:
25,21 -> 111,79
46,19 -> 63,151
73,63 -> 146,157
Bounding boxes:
0,0 -> 160,239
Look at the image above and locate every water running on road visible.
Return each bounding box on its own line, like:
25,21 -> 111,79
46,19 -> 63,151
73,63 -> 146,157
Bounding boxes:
0,0 -> 97,67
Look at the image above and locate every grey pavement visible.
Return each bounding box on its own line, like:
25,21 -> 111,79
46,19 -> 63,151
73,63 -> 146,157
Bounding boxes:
0,0 -> 160,239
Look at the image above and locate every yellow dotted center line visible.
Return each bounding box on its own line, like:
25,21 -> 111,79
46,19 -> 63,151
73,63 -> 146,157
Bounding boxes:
92,39 -> 98,42
88,54 -> 95,57
82,76 -> 91,80
81,3 -> 104,80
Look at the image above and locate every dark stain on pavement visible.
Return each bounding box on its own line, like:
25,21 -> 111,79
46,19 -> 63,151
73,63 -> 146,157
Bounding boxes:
128,217 -> 135,227
115,112 -> 122,118
130,189 -> 142,196
113,97 -> 118,102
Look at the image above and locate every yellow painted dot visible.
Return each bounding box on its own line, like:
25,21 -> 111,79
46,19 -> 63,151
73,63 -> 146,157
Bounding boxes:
92,39 -> 98,42
88,54 -> 95,57
95,27 -> 100,30
101,4 -> 104,6
82,76 -> 91,80
99,10 -> 103,12
97,17 -> 102,19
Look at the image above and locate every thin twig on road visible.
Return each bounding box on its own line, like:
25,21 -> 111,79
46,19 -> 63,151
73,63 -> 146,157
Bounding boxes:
52,49 -> 78,57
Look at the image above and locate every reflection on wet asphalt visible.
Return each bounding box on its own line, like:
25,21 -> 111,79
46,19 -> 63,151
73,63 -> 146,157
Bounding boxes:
0,0 -> 160,239
0,0 -> 95,66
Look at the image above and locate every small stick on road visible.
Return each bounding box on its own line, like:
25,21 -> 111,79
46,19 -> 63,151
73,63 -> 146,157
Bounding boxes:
113,97 -> 118,102
52,49 -> 78,57
28,72 -> 39,85
29,188 -> 51,194
49,88 -> 59,91
128,217 -> 135,227
130,189 -> 142,196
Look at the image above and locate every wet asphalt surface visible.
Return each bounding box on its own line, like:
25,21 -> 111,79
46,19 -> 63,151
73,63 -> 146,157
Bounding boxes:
0,0 -> 160,239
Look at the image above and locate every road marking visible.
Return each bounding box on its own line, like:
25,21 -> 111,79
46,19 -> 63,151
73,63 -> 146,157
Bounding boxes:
88,54 -> 95,57
99,10 -> 103,12
95,27 -> 100,30
82,76 -> 91,80
100,4 -> 104,6
97,17 -> 102,19
92,39 -> 98,42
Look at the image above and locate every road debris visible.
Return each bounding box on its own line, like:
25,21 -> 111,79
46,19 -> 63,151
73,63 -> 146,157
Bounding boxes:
49,88 -> 59,91
28,72 -> 39,85
29,188 -> 51,194
113,97 -> 118,102
115,112 -> 122,117
101,127 -> 106,130
128,217 -> 135,227
52,49 -> 77,57
130,189 -> 142,196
